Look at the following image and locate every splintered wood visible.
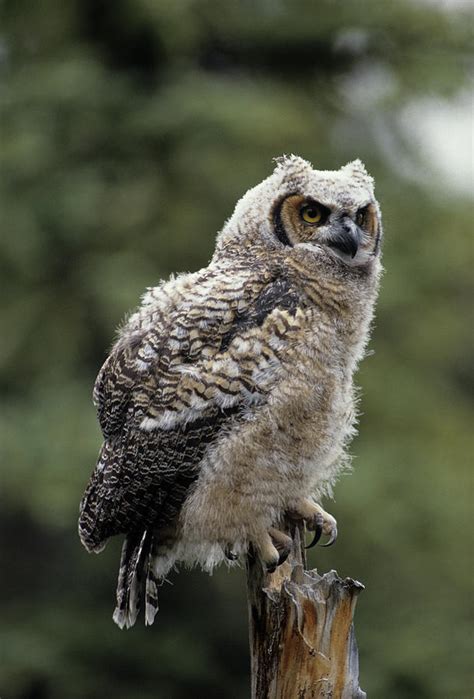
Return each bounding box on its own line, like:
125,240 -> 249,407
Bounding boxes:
246,526 -> 366,699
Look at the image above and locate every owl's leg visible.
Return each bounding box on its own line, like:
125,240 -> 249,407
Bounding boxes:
288,498 -> 338,549
254,528 -> 293,573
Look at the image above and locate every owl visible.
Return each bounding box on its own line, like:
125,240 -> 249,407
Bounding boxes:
79,155 -> 383,629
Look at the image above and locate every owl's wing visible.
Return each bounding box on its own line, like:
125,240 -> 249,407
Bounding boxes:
220,276 -> 301,351
78,275 -> 302,553
92,332 -> 144,441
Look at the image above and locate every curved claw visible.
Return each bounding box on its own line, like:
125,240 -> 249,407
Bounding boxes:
266,559 -> 278,574
224,546 -> 239,561
320,527 -> 338,548
305,524 -> 323,549
277,547 -> 290,566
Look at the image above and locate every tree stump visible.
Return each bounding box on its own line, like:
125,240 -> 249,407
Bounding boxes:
246,522 -> 366,699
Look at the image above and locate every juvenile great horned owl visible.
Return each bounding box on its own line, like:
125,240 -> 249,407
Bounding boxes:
79,155 -> 383,628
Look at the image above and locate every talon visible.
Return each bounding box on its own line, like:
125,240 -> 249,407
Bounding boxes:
268,526 -> 293,566
266,560 -> 278,574
277,547 -> 290,566
320,526 -> 338,547
305,511 -> 324,549
224,545 -> 238,561
255,527 -> 292,573
305,523 -> 323,549
288,499 -> 338,549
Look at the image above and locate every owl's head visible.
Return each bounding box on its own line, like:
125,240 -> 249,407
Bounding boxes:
217,155 -> 382,269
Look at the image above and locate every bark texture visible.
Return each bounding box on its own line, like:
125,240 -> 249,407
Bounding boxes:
246,523 -> 366,699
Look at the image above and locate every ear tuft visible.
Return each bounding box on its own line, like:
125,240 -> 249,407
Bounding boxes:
343,159 -> 373,185
272,154 -> 313,186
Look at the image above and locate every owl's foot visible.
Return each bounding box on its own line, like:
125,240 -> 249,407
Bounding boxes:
288,499 -> 338,549
255,527 -> 293,573
224,545 -> 239,561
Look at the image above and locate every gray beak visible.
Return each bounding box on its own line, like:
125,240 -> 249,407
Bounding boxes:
328,218 -> 361,259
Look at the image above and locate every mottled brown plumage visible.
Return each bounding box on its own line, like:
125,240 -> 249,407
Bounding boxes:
79,155 -> 383,628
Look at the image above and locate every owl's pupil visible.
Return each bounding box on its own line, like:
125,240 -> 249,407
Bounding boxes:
356,206 -> 368,227
307,209 -> 316,218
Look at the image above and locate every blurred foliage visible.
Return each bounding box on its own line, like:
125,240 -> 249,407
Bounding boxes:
1,0 -> 473,697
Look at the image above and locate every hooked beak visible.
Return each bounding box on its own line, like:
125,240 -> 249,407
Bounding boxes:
328,218 -> 361,259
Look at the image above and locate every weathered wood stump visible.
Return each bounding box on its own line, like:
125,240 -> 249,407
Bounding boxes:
246,523 -> 366,699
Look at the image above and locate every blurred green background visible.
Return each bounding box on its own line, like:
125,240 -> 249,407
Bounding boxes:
1,1 -> 473,697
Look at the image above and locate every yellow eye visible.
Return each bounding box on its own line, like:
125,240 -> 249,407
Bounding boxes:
300,204 -> 322,225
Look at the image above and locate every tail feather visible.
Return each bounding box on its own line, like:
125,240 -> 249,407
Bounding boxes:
113,530 -> 156,629
145,557 -> 160,626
